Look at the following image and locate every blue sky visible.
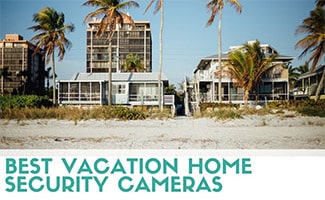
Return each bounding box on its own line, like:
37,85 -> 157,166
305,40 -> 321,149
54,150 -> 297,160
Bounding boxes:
0,0 -> 316,86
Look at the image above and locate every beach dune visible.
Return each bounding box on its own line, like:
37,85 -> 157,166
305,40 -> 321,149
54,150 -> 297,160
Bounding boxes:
1,115 -> 325,149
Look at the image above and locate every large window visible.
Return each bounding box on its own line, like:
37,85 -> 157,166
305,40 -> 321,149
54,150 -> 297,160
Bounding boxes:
129,83 -> 158,101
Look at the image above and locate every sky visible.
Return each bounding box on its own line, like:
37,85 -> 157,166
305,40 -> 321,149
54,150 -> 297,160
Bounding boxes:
0,0 -> 317,87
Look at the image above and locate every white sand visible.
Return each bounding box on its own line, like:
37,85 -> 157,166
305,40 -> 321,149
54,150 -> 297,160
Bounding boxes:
1,114 -> 325,149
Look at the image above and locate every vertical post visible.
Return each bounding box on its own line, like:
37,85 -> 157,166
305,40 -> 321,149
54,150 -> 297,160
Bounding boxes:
108,40 -> 112,105
1,45 -> 4,95
68,82 -> 70,102
90,26 -> 93,73
116,24 -> 120,73
211,81 -> 215,102
158,0 -> 164,112
100,81 -> 103,105
144,24 -> 147,72
217,7 -> 223,103
272,81 -> 274,101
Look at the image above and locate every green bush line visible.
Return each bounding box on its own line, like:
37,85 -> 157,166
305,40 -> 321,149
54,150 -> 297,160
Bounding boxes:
199,100 -> 325,118
0,106 -> 146,121
0,95 -> 52,109
1,96 -> 324,120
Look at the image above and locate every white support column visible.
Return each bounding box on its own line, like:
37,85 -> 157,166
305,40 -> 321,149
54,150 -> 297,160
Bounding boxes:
68,82 -> 70,102
144,25 -> 147,72
100,81 -> 103,105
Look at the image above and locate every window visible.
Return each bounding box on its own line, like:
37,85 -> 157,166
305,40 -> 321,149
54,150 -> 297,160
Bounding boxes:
113,84 -> 126,94
5,43 -> 13,48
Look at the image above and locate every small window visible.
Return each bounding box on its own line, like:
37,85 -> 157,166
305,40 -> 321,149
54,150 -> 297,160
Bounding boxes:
5,43 -> 13,48
113,84 -> 126,94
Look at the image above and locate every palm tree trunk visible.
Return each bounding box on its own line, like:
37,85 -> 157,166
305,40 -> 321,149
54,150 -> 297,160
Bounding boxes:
315,69 -> 325,102
108,40 -> 112,106
244,89 -> 249,108
1,76 -> 3,96
217,8 -> 223,103
158,0 -> 164,112
52,52 -> 56,106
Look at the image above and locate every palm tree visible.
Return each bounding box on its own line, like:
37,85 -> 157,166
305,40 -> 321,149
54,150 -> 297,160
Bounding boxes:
144,0 -> 164,111
206,0 -> 242,103
83,0 -> 139,105
295,4 -> 325,101
286,63 -> 300,91
29,7 -> 74,105
123,54 -> 144,72
316,0 -> 325,7
227,41 -> 275,108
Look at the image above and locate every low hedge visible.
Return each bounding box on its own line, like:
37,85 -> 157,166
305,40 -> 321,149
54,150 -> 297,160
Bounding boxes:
0,95 -> 52,109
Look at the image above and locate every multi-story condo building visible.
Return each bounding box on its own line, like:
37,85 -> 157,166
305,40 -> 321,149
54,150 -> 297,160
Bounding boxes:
86,20 -> 152,73
187,41 -> 293,107
0,34 -> 45,95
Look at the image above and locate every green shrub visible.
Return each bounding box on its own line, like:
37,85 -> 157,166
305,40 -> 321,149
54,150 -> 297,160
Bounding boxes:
203,108 -> 242,120
200,102 -> 239,112
0,95 -> 51,109
0,105 -> 146,121
296,100 -> 325,117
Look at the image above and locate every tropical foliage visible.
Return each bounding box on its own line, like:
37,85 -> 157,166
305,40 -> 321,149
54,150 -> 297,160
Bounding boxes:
295,5 -> 325,71
227,41 -> 275,108
123,54 -> 144,72
0,95 -> 51,109
295,2 -> 325,101
286,63 -> 300,91
83,0 -> 139,105
205,0 -> 242,102
28,7 -> 74,105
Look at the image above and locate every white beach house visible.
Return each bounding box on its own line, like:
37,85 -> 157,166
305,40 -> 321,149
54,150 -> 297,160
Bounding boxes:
58,72 -> 174,106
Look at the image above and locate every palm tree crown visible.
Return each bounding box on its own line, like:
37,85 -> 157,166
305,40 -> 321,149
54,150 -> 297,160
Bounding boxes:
227,41 -> 275,108
29,7 -> 74,64
29,7 -> 74,105
295,5 -> 325,71
206,0 -> 242,27
83,0 -> 139,39
123,54 -> 144,72
144,0 -> 162,14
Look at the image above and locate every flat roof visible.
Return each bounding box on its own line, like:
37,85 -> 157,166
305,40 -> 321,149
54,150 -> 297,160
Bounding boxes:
60,72 -> 168,82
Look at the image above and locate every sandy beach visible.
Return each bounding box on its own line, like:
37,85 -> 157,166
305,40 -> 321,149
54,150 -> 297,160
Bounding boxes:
1,113 -> 325,149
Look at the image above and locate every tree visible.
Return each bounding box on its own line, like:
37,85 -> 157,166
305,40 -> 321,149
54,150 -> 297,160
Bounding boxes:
144,0 -> 164,111
123,54 -> 144,72
297,61 -> 310,75
206,0 -> 242,103
29,7 -> 74,105
284,63 -> 300,91
295,3 -> 325,101
83,0 -> 139,105
227,41 -> 275,108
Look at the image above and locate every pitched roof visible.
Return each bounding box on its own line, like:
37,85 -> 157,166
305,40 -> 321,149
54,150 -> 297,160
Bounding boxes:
299,64 -> 325,79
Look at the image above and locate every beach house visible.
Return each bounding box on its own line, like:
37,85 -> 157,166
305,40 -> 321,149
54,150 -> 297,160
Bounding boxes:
58,72 -> 173,106
188,41 -> 293,106
294,64 -> 325,100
